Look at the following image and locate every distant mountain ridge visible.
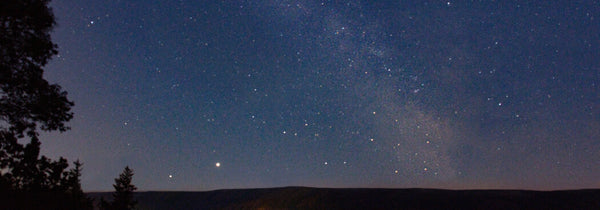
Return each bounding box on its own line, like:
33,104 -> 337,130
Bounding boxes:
88,187 -> 600,209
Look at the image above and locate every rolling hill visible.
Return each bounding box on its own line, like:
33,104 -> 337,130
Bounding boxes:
88,187 -> 600,209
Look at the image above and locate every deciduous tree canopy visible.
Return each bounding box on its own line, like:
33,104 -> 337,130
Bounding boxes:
0,1 -> 90,209
1,0 -> 73,139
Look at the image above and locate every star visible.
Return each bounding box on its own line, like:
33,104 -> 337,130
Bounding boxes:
42,0 -> 599,191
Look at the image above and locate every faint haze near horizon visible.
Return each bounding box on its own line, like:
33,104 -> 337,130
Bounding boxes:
41,0 -> 599,191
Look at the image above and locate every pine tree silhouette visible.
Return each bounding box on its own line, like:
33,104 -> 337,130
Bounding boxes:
64,160 -> 94,209
101,166 -> 137,210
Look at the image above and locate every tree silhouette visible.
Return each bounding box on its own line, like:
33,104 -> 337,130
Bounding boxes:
101,166 -> 138,210
0,0 -> 73,138
1,0 -> 74,181
63,160 -> 94,208
0,1 -> 90,209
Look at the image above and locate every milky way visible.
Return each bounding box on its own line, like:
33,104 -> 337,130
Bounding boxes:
41,1 -> 599,191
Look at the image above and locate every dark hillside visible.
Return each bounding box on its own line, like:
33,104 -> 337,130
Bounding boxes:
88,187 -> 600,209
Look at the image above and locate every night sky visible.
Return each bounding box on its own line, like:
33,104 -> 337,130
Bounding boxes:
40,1 -> 599,191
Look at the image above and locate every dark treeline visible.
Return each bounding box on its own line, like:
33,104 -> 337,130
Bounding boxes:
0,0 -> 135,209
87,187 -> 600,210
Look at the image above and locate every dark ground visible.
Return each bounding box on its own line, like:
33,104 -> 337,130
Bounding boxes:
88,187 -> 600,210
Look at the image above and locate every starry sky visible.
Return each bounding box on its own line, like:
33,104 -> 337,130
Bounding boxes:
40,0 -> 599,191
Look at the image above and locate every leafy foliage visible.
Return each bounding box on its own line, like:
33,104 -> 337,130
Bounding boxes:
0,0 -> 74,138
0,0 -> 90,209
